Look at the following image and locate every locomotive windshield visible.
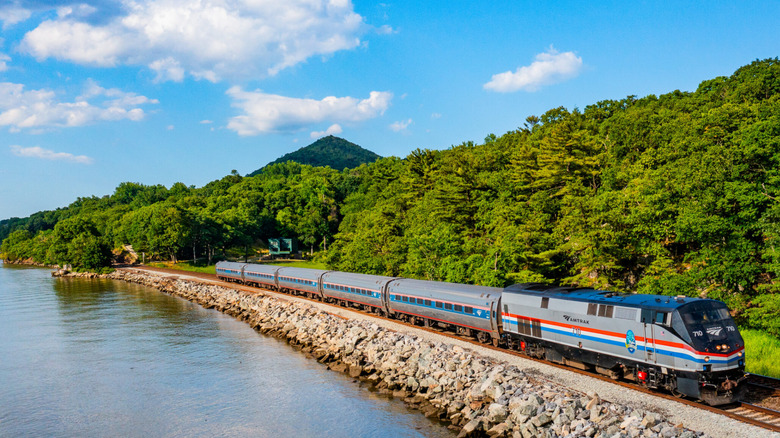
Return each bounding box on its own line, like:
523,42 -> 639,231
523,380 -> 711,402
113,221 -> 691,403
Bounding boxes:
672,301 -> 743,353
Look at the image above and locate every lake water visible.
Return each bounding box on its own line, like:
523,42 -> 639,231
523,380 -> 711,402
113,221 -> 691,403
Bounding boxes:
0,262 -> 453,437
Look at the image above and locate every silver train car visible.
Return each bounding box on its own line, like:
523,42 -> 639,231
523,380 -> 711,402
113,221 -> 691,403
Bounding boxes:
321,271 -> 395,313
215,261 -> 747,404
386,279 -> 502,343
215,261 -> 246,283
243,263 -> 278,288
501,284 -> 746,405
277,267 -> 327,299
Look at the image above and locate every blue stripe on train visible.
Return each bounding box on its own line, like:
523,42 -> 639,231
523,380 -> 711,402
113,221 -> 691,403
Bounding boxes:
503,318 -> 741,365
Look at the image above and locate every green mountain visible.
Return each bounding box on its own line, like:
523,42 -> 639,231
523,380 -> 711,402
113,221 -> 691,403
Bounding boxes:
248,136 -> 381,176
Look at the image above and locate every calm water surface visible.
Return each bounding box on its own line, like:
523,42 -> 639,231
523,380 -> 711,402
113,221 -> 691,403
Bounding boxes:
0,263 -> 453,437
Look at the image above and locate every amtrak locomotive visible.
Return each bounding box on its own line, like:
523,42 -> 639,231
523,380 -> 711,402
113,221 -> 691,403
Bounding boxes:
216,262 -> 746,405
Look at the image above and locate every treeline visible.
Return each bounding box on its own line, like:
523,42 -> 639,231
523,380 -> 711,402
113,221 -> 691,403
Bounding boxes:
3,59 -> 780,336
0,164 -> 348,269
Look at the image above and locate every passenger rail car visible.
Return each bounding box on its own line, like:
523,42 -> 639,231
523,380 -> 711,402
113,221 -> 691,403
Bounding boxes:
320,271 -> 395,314
276,267 -> 327,300
386,279 -> 502,344
214,261 -> 746,405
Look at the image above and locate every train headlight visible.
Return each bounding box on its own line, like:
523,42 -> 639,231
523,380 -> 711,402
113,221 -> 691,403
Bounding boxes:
738,351 -> 743,357
721,344 -> 728,351
704,356 -> 710,362
715,345 -> 722,351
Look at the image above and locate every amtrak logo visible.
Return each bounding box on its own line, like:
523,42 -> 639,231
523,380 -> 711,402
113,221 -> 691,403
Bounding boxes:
563,315 -> 590,325
625,330 -> 637,354
706,327 -> 723,336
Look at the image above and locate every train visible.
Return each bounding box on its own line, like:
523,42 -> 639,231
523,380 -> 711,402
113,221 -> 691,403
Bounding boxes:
216,261 -> 747,405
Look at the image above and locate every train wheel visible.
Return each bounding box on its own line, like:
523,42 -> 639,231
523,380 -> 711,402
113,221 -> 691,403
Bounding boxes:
476,331 -> 490,344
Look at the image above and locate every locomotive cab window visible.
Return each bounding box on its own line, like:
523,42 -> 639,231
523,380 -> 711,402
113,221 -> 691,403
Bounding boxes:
655,311 -> 668,325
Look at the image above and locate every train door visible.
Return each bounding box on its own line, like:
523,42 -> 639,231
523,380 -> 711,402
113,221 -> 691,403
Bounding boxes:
640,309 -> 657,364
489,299 -> 500,346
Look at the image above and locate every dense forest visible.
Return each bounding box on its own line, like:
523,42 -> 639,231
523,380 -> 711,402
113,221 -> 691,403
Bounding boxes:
2,59 -> 780,337
247,135 -> 381,176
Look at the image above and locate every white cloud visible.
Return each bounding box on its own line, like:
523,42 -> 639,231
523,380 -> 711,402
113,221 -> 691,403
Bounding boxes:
311,123 -> 343,139
0,5 -> 31,28
149,57 -> 185,82
484,47 -> 583,93
0,80 -> 158,131
199,119 -> 213,124
10,145 -> 94,164
0,53 -> 10,71
20,0 -> 364,82
430,112 -> 441,119
389,118 -> 412,132
227,87 -> 392,136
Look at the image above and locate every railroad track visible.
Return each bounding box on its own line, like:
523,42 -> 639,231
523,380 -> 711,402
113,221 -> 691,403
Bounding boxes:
747,373 -> 780,397
128,265 -> 780,433
721,402 -> 780,433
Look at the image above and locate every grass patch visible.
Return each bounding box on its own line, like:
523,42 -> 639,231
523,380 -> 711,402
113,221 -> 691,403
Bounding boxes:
146,261 -> 216,275
741,328 -> 780,378
262,259 -> 328,270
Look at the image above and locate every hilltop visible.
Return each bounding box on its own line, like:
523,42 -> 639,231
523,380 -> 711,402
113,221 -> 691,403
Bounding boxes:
247,136 -> 381,176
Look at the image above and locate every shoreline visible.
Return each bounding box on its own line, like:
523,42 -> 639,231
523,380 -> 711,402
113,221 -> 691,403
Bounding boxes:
49,267 -> 775,438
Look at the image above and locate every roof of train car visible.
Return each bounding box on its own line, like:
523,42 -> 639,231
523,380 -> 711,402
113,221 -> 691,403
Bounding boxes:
391,278 -> 502,300
503,283 -> 715,310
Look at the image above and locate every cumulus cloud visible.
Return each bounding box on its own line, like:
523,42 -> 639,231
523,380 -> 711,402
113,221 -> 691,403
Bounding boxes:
227,87 -> 392,136
311,123 -> 343,139
0,4 -> 32,28
20,0 -> 365,82
0,80 -> 158,131
10,145 -> 94,164
484,48 -> 583,93
389,118 -> 412,132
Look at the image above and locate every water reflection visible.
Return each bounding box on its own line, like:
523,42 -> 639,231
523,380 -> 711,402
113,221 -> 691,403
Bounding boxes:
0,265 -> 454,437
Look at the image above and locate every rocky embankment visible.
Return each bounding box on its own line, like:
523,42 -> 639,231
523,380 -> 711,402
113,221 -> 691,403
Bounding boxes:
93,269 -> 713,438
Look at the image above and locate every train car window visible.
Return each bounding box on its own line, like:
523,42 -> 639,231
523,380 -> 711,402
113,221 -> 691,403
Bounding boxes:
425,299 -> 431,306
541,297 -> 549,309
444,303 -> 453,310
503,304 -> 508,312
402,296 -> 408,302
454,304 -> 463,312
436,301 -> 443,308
587,303 -> 597,315
464,306 -> 473,314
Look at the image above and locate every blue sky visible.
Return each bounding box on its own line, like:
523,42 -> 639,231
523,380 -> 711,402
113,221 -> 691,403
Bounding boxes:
1,0 -> 778,220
